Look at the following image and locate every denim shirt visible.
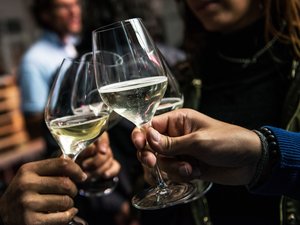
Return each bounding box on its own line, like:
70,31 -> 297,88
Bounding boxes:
18,30 -> 78,114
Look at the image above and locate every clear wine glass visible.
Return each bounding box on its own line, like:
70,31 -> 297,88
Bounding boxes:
157,58 -> 213,203
73,52 -> 119,197
92,18 -> 198,210
44,57 -> 111,225
155,60 -> 184,115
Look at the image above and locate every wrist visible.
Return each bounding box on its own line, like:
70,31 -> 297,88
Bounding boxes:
247,127 -> 280,189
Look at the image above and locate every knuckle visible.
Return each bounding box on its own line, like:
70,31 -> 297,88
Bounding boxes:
58,158 -> 71,170
59,177 -> 73,192
15,177 -> 28,193
18,163 -> 30,175
21,193 -> 37,209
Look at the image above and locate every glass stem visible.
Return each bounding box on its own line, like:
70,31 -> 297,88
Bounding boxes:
141,122 -> 169,192
64,153 -> 80,162
154,163 -> 168,190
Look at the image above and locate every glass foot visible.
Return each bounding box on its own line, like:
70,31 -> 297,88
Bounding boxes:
79,176 -> 119,197
132,181 -> 198,210
175,180 -> 213,205
69,216 -> 88,225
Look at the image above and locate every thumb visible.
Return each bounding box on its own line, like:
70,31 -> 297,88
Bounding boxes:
146,127 -> 194,157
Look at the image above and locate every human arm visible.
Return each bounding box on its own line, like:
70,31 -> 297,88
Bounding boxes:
0,158 -> 87,225
131,108 -> 300,199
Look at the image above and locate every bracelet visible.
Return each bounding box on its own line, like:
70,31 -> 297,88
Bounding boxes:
247,127 -> 280,189
247,129 -> 269,189
259,127 -> 280,163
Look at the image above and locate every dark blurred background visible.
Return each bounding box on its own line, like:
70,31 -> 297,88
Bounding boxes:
0,0 -> 184,76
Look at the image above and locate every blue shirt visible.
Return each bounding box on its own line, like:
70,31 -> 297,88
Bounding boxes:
18,31 -> 78,114
252,126 -> 300,200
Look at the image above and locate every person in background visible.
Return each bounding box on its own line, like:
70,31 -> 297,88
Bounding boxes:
18,0 -> 82,139
75,2 -> 187,225
163,0 -> 300,224
77,0 -> 186,66
16,1 -> 123,224
131,108 -> 300,201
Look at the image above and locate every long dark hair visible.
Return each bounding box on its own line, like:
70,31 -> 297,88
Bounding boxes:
181,0 -> 300,60
264,0 -> 300,59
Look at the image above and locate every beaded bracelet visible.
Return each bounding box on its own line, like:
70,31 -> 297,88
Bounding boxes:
259,127 -> 280,161
247,127 -> 280,189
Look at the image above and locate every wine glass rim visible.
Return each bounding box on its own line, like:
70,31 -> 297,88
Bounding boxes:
93,50 -> 124,66
92,17 -> 143,34
60,54 -> 103,67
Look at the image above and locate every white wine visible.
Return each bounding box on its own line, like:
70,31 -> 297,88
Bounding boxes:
99,76 -> 167,126
49,113 -> 109,157
155,97 -> 183,115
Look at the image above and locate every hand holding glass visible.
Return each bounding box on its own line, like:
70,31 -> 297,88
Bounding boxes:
44,57 -> 110,224
93,18 -> 198,210
73,52 -> 119,197
157,58 -> 213,203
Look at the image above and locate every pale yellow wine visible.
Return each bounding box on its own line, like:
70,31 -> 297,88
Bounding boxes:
99,76 -> 167,126
49,113 -> 109,157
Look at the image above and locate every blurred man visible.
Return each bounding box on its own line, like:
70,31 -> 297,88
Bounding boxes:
18,0 -> 82,138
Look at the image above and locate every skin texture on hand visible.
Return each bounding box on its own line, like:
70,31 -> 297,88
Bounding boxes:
132,108 -> 262,186
0,133 -> 120,225
0,158 -> 87,225
77,132 -> 121,179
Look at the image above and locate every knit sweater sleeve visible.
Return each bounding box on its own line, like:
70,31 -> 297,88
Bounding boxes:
250,126 -> 300,200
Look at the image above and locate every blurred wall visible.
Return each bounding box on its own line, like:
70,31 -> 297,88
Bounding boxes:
0,0 -> 184,74
0,0 -> 37,74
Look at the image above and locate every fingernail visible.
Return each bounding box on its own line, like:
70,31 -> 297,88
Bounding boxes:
73,208 -> 79,215
81,172 -> 88,181
104,171 -> 110,178
99,145 -> 107,154
150,129 -> 160,143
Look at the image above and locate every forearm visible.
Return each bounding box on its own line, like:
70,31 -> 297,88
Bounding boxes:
249,126 -> 300,199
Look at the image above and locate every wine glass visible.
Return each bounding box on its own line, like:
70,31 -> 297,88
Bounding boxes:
44,57 -> 110,225
73,52 -> 119,197
92,18 -> 198,210
155,60 -> 184,115
157,58 -> 213,203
